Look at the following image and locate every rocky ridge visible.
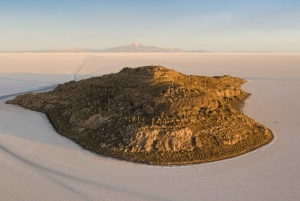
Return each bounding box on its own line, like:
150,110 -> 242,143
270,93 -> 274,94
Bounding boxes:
7,66 -> 273,165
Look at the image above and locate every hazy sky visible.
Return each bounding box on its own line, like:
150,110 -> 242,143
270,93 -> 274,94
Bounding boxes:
1,0 -> 300,52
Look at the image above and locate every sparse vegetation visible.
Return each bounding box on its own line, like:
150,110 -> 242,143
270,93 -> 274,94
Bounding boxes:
6,66 -> 273,165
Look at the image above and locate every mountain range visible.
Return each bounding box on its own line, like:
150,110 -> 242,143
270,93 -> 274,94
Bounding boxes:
11,42 -> 209,53
101,42 -> 188,52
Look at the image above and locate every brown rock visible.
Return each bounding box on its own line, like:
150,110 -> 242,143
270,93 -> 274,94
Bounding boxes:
6,66 -> 273,165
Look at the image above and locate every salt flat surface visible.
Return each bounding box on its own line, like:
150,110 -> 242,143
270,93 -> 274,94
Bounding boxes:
0,53 -> 299,200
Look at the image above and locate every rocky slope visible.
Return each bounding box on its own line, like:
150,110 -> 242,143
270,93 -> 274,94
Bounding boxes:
6,66 -> 273,165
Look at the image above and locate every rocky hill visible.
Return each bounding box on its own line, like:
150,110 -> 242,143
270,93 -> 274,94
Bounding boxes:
6,66 -> 273,165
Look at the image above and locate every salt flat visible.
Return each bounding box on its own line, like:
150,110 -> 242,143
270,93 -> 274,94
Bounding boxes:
0,53 -> 299,200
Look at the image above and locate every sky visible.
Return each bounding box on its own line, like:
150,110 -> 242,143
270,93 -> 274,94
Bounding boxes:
1,0 -> 300,52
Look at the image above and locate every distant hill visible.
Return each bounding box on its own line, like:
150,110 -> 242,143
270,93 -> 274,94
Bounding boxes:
101,42 -> 185,52
43,48 -> 92,53
226,51 -> 274,53
3,42 -> 209,53
7,48 -> 94,53
188,49 -> 210,53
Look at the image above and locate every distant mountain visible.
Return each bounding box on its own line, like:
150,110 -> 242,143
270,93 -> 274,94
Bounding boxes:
101,42 -> 185,52
44,48 -> 92,53
226,51 -> 274,53
8,48 -> 94,53
2,42 -> 209,53
189,49 -> 210,53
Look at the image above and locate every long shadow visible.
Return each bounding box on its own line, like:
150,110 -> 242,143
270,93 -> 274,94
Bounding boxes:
0,84 -> 57,100
0,143 -> 170,201
0,76 -> 51,84
0,73 -> 74,84
0,73 -> 171,200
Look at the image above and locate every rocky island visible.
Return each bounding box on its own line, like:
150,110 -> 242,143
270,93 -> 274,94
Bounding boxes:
6,66 -> 273,165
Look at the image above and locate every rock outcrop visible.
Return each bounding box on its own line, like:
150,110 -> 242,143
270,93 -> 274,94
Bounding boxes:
6,66 -> 273,165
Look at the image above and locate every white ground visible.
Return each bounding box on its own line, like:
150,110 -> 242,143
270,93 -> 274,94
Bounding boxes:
0,53 -> 299,201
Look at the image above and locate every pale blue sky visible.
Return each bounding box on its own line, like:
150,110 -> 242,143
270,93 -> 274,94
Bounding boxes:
1,0 -> 300,52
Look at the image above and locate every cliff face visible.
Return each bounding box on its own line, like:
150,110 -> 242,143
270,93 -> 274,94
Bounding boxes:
7,66 -> 273,165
